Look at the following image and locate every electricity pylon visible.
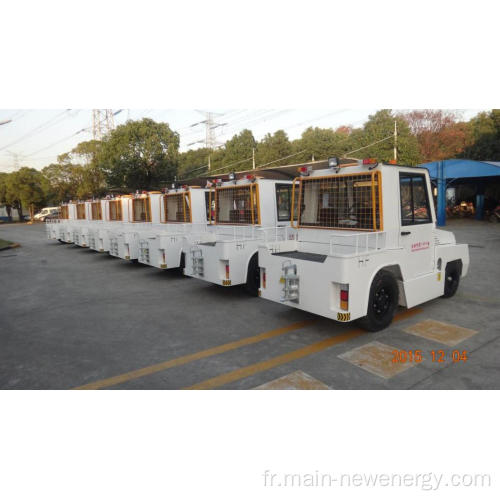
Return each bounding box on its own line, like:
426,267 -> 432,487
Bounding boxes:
92,110 -> 115,140
188,110 -> 226,149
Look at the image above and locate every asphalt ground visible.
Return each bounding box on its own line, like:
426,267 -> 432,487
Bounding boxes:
0,220 -> 499,389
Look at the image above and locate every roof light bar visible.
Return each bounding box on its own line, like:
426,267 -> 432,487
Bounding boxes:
328,157 -> 339,168
328,156 -> 341,173
298,165 -> 312,176
362,158 -> 379,170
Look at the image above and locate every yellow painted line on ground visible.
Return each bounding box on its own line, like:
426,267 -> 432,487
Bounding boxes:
74,320 -> 315,390
186,308 -> 423,390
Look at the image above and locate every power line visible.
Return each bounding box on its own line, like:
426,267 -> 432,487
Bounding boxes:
343,134 -> 394,157
0,109 -> 73,152
177,163 -> 210,181
255,150 -> 307,169
25,128 -> 91,157
201,156 -> 254,176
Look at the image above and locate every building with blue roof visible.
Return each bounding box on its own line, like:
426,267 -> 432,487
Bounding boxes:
419,159 -> 500,225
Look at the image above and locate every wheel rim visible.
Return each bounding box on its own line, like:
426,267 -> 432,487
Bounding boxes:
373,286 -> 391,316
446,271 -> 458,290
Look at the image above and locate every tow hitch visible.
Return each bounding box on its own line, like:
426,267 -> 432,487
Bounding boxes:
280,260 -> 299,302
191,247 -> 204,276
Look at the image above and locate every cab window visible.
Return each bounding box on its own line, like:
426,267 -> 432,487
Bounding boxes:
275,184 -> 297,221
399,173 -> 432,225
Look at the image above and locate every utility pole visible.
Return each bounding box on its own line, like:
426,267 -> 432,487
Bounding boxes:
92,110 -> 115,140
252,147 -> 256,169
394,120 -> 398,162
208,154 -> 211,172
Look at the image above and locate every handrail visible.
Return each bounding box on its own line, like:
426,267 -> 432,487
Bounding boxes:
328,231 -> 386,257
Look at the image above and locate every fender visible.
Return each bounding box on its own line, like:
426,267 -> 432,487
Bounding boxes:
361,261 -> 405,316
243,251 -> 259,282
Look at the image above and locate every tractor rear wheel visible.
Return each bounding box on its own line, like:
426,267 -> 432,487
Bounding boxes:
358,270 -> 399,332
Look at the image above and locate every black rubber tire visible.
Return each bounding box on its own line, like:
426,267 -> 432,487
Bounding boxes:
358,270 -> 399,332
178,252 -> 190,276
442,261 -> 461,298
244,253 -> 260,296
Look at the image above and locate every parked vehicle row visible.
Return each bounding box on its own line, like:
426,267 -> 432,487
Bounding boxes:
46,159 -> 470,331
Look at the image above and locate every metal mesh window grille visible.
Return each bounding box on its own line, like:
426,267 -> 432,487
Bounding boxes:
60,206 -> 69,219
296,172 -> 382,231
205,191 -> 215,223
109,200 -> 122,221
163,193 -> 191,222
91,202 -> 102,220
132,198 -> 151,222
76,203 -> 86,220
215,184 -> 259,225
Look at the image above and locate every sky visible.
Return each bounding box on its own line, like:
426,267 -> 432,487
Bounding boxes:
0,109 -> 486,173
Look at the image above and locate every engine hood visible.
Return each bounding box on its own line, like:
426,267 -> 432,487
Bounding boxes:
434,228 -> 456,245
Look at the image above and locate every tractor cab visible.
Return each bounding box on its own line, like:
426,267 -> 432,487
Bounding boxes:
136,186 -> 212,269
258,158 -> 469,330
183,175 -> 296,295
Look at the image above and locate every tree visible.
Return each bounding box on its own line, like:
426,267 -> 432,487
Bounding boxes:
291,126 -> 355,163
99,118 -> 180,190
42,163 -> 77,202
5,167 -> 47,220
0,173 -> 13,221
462,110 -> 500,160
178,147 -> 211,179
220,129 -> 256,172
255,130 -> 292,166
354,110 -> 421,165
398,110 -> 470,162
70,140 -> 107,197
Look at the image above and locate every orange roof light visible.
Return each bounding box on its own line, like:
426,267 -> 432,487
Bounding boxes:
298,166 -> 312,176
362,158 -> 378,165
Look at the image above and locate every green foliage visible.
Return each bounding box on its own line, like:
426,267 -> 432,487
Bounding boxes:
255,130 -> 292,166
6,109 -> 499,214
5,167 -> 47,216
462,110 -> 500,160
99,118 -> 179,189
291,126 -> 355,163
356,110 -> 421,165
178,147 -> 211,179
220,129 -> 256,172
42,163 -> 87,202
0,173 -> 8,204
